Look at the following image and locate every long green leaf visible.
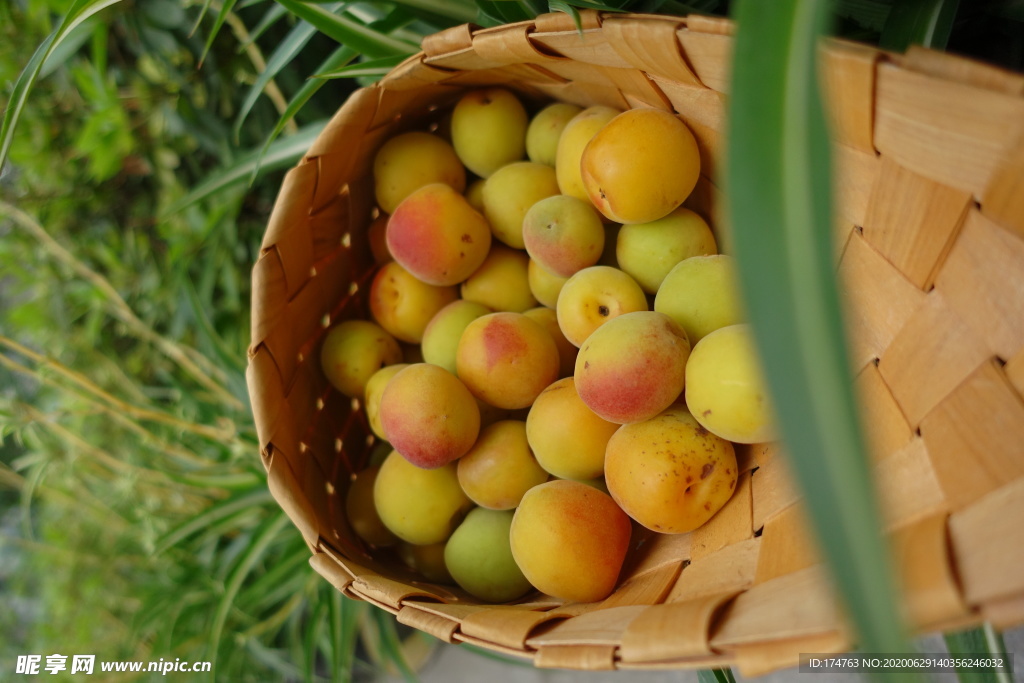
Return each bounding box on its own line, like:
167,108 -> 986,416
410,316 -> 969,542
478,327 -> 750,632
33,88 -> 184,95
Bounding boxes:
161,121 -> 326,217
40,15 -> 100,77
314,53 -> 409,78
0,0 -> 124,172
272,0 -> 419,55
199,0 -> 242,65
372,611 -> 418,683
239,1 -> 290,49
182,276 -> 248,376
303,598 -> 329,683
880,0 -> 960,51
698,668 -> 737,683
153,488 -> 274,555
329,589 -> 361,683
726,0 -> 914,676
234,4 -> 344,140
944,624 -> 1013,683
206,512 -> 292,677
251,4 -> 414,176
391,0 -> 479,24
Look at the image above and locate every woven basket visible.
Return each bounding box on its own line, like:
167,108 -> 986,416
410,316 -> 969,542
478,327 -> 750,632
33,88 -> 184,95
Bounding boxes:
246,11 -> 1024,676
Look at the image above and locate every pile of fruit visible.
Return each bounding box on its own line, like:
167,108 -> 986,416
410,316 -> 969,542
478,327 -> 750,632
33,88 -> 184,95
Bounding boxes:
321,88 -> 777,605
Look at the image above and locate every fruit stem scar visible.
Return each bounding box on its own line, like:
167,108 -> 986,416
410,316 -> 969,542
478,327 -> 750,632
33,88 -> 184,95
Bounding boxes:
598,305 -> 610,316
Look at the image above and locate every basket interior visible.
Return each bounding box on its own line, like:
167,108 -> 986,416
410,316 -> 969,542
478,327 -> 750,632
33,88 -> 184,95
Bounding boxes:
246,11 -> 1024,675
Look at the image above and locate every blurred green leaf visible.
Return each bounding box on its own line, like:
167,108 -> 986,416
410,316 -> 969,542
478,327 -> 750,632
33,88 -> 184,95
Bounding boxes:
392,0 -> 479,23
314,53 -> 409,78
698,669 -> 737,683
234,5 -> 343,140
162,121 -> 326,217
548,1 -> 585,30
0,0 -> 125,172
40,16 -> 100,77
304,599 -> 329,683
372,610 -> 418,683
239,2 -> 290,49
329,589 -> 360,683
154,489 -> 274,555
880,0 -> 960,50
835,0 -> 892,31
944,624 -> 1013,683
251,4 -> 415,175
726,0 -> 914,675
207,512 -> 292,674
272,0 -> 419,55
199,0 -> 242,65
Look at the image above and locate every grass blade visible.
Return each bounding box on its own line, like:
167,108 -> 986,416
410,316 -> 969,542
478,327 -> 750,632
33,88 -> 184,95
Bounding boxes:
234,4 -> 344,139
238,1 -> 290,49
272,0 -> 419,56
162,120 -> 326,217
182,270 -> 248,377
328,589 -> 361,683
314,53 -> 408,79
250,5 -> 413,176
944,624 -> 1013,683
206,512 -> 292,676
303,598 -> 329,683
0,0 -> 125,172
391,0 -> 479,24
154,488 -> 274,555
198,0 -> 241,65
880,0 -> 960,51
726,0 -> 914,675
698,668 -> 737,683
372,611 -> 419,683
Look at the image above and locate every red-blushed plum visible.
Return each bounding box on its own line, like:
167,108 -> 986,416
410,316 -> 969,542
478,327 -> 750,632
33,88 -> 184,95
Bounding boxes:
379,363 -> 480,469
386,183 -> 491,286
522,194 -> 605,278
456,312 -> 560,410
574,311 -> 690,424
